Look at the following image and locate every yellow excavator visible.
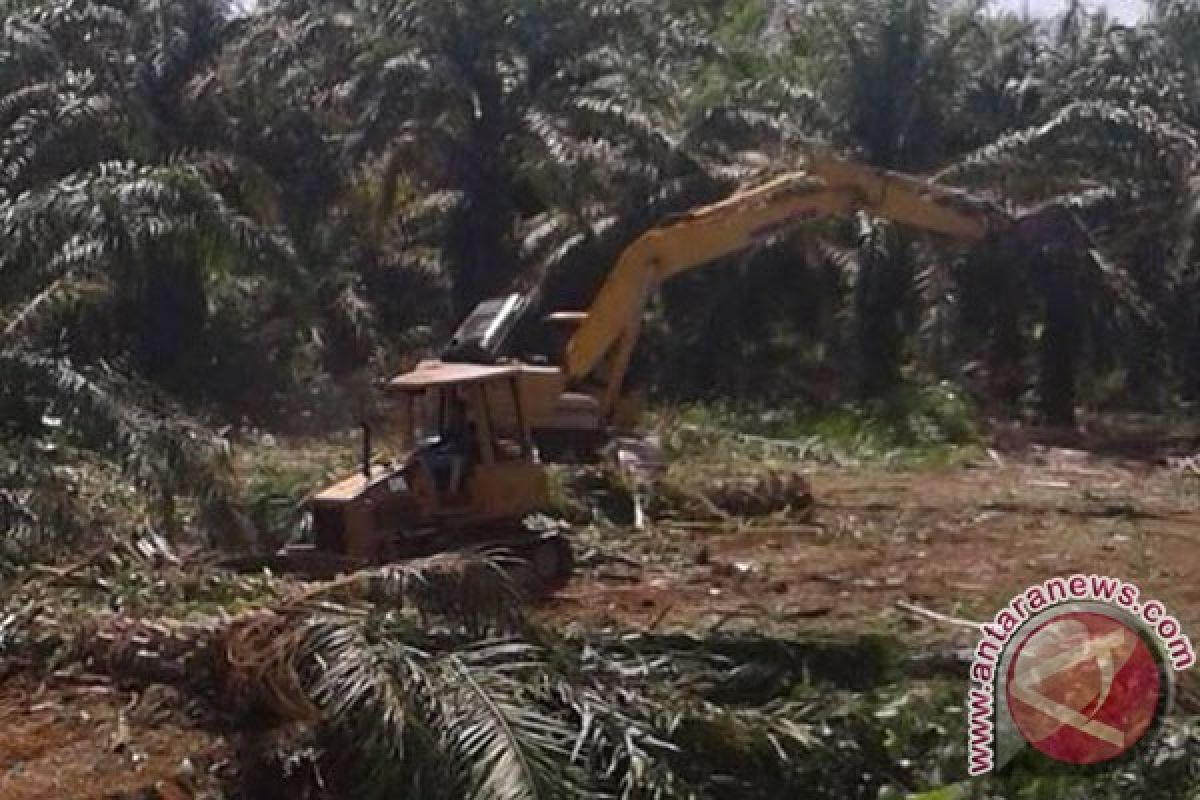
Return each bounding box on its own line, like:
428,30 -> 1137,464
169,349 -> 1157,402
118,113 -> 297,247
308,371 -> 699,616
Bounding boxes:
304,154 -> 1084,582
437,156 -> 1083,450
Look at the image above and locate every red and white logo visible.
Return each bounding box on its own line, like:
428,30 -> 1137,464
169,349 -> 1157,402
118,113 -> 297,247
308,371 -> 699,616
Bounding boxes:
966,575 -> 1193,776
1005,610 -> 1163,765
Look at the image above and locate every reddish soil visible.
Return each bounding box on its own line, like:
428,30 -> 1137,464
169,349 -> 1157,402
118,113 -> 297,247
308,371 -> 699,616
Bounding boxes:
545,448 -> 1200,644
0,679 -> 231,800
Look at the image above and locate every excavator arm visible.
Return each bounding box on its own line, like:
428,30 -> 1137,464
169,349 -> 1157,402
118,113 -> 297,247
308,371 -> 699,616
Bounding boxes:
563,156 -> 1017,416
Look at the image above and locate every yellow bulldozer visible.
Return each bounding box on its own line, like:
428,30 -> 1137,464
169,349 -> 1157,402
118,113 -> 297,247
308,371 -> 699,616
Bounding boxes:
305,154 -> 1087,583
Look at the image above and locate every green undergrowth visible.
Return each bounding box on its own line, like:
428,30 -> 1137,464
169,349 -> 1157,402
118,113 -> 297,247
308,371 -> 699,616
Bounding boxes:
659,381 -> 982,469
235,430 -> 362,550
863,680 -> 1200,799
637,633 -> 1200,799
0,432 -> 360,582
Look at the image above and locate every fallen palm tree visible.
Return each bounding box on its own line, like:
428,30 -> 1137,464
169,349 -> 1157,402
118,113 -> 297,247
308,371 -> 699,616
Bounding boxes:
4,549 -> 1198,799
2,552 -> 858,799
557,462 -> 815,528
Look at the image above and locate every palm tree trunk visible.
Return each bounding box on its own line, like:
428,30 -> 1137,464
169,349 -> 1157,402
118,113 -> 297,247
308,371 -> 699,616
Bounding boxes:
1179,276 -> 1200,404
448,186 -> 518,317
988,262 -> 1026,408
1038,260 -> 1081,427
448,68 -> 519,317
855,232 -> 908,399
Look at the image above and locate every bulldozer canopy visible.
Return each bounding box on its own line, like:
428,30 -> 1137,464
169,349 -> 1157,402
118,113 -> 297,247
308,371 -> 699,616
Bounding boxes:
385,359 -> 522,392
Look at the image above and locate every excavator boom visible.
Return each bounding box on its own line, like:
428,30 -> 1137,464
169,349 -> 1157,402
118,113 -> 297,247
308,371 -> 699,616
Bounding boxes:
564,156 -> 1016,416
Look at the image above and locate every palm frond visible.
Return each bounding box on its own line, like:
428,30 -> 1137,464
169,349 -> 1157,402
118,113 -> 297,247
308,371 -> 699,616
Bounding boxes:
1,270 -> 108,344
434,640 -> 584,800
0,160 -> 295,297
0,441 -> 86,565
302,616 -> 423,793
318,550 -> 531,636
293,618 -> 584,800
0,351 -> 236,541
936,100 -> 1198,188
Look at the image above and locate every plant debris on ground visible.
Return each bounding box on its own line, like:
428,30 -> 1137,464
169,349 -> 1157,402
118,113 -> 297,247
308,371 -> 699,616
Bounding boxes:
2,417 -> 1200,799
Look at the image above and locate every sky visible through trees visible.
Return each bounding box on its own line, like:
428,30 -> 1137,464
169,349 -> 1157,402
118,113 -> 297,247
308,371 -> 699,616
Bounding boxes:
995,0 -> 1145,21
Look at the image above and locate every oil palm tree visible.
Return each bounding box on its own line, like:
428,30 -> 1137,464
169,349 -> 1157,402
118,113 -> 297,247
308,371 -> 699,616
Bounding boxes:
0,0 -> 296,557
312,0 -> 718,317
783,0 -> 996,400
939,6 -> 1200,422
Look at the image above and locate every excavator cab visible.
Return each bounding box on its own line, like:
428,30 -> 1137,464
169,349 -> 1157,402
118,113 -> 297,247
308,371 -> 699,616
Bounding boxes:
307,361 -> 572,588
441,293 -> 533,364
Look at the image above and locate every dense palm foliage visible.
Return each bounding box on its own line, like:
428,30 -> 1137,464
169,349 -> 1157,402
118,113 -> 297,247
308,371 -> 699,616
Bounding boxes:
6,0 -> 1200,794
2,1 -> 1200,527
0,0 -> 279,559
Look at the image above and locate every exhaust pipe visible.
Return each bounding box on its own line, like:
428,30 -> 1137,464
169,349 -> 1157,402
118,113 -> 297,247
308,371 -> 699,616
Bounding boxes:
361,421 -> 372,478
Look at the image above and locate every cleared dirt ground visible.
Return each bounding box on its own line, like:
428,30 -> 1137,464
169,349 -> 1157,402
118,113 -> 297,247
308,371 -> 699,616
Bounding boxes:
548,446 -> 1200,646
2,437 -> 1198,798
0,679 -> 232,800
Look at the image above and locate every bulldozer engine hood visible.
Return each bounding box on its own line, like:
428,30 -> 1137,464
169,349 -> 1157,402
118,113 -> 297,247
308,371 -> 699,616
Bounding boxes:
311,452 -> 423,507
